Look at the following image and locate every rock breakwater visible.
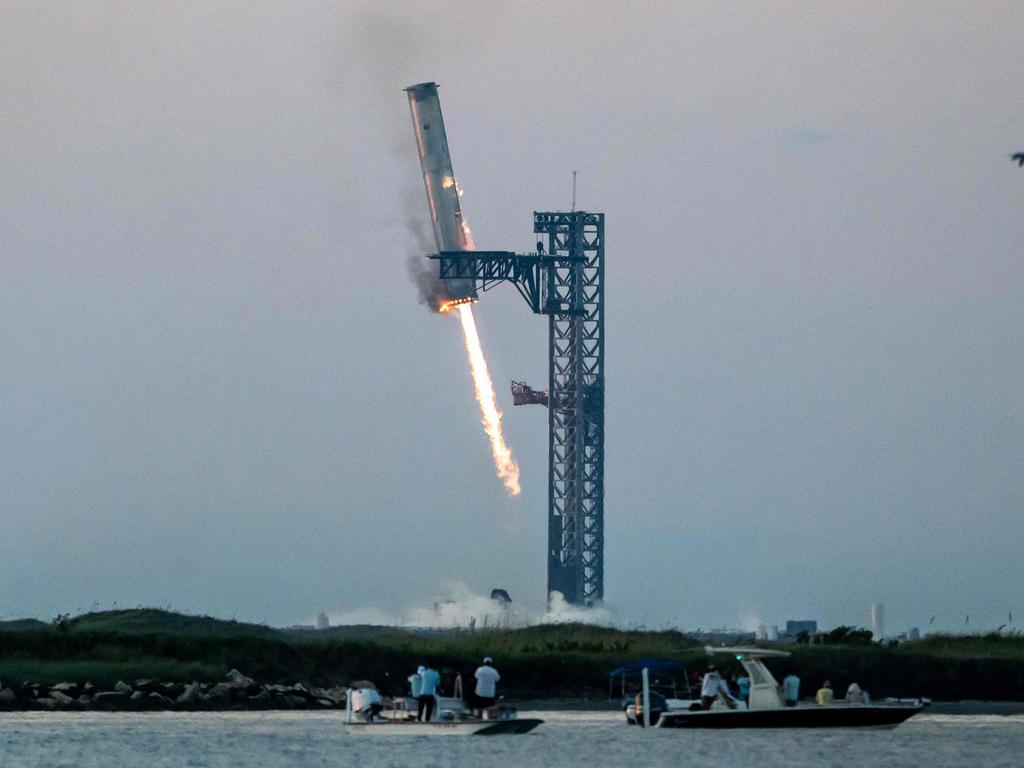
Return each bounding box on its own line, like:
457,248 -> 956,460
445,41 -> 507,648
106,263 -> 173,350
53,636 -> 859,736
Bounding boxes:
0,669 -> 347,711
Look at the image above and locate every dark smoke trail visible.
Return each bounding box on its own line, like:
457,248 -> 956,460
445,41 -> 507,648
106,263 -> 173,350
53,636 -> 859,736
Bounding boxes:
404,201 -> 449,312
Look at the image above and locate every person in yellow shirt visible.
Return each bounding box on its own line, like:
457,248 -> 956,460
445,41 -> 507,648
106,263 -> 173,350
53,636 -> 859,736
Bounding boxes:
815,680 -> 834,706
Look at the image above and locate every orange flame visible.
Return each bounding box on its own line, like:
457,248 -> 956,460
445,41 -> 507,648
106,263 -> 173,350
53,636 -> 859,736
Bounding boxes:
456,303 -> 521,496
439,296 -> 476,313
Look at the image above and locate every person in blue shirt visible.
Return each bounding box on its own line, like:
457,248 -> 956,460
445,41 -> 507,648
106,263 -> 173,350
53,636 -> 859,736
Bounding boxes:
735,673 -> 751,706
782,673 -> 801,707
417,662 -> 441,722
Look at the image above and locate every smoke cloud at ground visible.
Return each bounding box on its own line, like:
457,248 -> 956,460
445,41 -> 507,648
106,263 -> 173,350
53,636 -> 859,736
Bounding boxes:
327,584 -> 613,629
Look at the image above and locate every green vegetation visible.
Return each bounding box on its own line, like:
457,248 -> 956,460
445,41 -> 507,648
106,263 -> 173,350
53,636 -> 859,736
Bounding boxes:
2,610 -> 1023,700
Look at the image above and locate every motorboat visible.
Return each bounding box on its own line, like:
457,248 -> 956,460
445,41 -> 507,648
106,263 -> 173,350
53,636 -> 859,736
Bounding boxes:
636,647 -> 923,729
342,683 -> 542,736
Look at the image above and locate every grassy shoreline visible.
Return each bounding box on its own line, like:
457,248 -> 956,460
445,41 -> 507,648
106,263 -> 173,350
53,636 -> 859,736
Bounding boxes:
2,610 -> 1023,701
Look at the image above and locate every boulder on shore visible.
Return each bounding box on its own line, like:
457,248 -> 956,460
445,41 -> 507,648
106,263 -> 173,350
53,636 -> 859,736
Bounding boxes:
133,679 -> 163,694
49,690 -> 76,708
177,682 -> 202,705
51,682 -> 81,697
226,669 -> 255,688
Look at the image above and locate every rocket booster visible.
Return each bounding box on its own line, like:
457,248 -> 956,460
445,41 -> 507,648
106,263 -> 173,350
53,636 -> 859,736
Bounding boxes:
404,82 -> 477,304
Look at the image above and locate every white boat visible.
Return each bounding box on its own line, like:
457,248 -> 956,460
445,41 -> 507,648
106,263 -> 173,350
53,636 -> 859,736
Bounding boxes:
342,685 -> 542,736
635,647 -> 923,729
344,718 -> 544,736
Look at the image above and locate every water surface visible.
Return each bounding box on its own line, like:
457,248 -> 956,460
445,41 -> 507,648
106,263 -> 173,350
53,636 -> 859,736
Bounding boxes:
1,710 -> 1020,767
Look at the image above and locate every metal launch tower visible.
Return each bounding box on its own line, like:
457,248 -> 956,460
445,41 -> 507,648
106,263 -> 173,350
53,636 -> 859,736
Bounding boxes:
406,83 -> 605,606
535,212 -> 605,606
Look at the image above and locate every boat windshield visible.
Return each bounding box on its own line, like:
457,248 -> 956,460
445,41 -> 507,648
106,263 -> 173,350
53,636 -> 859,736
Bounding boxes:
749,663 -> 774,686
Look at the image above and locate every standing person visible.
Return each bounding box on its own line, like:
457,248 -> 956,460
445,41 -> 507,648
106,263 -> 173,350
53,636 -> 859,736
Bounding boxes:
700,664 -> 729,710
815,680 -> 834,706
408,666 -> 424,699
782,672 -> 801,707
735,673 -> 751,706
417,662 -> 441,722
473,656 -> 501,717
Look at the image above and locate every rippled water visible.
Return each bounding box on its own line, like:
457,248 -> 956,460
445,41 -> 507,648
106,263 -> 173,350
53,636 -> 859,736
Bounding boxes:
1,710 -> 1021,767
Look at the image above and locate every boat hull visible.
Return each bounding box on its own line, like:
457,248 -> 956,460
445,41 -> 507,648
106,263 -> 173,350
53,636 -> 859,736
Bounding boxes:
657,705 -> 921,729
344,718 -> 543,736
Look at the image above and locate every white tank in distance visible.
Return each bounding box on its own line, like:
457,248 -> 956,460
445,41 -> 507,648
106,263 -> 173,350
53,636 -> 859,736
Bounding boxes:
870,603 -> 884,641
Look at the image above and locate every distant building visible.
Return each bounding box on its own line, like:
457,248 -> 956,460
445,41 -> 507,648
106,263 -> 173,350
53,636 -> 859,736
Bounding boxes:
785,619 -> 818,639
756,624 -> 767,641
768,625 -> 779,641
907,626 -> 920,641
870,603 -> 884,640
314,612 -> 330,630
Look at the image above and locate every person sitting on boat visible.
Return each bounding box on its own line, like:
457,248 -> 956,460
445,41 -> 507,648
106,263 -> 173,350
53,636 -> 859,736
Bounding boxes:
815,680 -> 834,706
417,662 -> 441,722
473,657 -> 501,717
845,682 -> 868,705
699,665 -> 736,710
350,683 -> 383,722
782,672 -> 800,707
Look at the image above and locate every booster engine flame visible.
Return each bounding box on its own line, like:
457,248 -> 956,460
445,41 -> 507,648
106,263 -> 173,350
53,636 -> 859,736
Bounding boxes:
456,303 -> 521,496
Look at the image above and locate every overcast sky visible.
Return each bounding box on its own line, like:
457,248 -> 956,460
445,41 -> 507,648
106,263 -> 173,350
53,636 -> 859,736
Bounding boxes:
2,1 -> 1022,635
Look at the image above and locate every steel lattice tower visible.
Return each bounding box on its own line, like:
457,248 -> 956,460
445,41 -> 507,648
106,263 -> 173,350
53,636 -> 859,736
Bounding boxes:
535,211 -> 604,605
431,211 -> 605,607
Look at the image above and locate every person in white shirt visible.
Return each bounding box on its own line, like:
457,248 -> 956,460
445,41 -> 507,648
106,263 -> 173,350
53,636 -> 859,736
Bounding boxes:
350,684 -> 382,721
845,682 -> 868,705
473,657 -> 501,717
699,665 -> 737,710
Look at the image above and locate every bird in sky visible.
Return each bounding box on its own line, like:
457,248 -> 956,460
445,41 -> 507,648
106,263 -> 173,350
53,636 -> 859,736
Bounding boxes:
1011,153 -> 1024,166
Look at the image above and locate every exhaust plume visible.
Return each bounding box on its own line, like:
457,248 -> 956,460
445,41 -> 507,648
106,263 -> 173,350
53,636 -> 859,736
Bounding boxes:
456,303 -> 521,496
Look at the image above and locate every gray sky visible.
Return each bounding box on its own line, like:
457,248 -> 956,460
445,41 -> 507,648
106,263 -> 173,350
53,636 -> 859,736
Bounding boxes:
2,1 -> 1022,634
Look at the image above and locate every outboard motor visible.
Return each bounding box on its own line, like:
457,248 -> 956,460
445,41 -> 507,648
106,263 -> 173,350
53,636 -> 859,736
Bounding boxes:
629,690 -> 667,726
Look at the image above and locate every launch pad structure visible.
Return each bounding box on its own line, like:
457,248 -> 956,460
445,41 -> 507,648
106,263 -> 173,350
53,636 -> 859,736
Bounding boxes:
407,83 -> 605,607
434,217 -> 606,607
